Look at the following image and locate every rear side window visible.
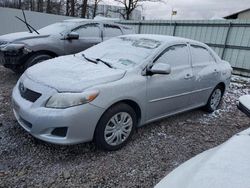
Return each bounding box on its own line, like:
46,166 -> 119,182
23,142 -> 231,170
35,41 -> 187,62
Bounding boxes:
104,24 -> 123,38
191,45 -> 215,65
155,44 -> 190,68
73,23 -> 100,38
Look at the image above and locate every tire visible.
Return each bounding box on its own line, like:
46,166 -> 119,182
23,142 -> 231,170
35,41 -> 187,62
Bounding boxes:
94,103 -> 137,151
9,65 -> 24,74
204,86 -> 223,113
24,54 -> 52,70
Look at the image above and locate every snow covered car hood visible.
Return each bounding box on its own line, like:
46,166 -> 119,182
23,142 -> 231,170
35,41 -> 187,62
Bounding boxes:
0,32 -> 49,43
155,128 -> 250,188
24,55 -> 126,92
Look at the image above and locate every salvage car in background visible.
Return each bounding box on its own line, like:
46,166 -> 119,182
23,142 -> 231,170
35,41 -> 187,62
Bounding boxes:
12,34 -> 232,150
238,95 -> 250,117
155,95 -> 250,188
0,19 -> 134,73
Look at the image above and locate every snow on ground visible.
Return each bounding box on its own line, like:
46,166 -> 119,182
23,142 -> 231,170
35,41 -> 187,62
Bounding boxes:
198,75 -> 250,124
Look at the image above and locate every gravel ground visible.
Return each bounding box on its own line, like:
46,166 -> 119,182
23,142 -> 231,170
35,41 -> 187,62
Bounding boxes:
0,66 -> 249,188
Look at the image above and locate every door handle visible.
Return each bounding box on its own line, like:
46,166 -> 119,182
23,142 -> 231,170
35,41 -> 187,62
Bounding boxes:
184,73 -> 194,80
214,69 -> 219,74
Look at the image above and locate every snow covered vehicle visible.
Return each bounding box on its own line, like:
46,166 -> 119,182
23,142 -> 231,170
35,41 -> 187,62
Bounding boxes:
0,17 -> 134,73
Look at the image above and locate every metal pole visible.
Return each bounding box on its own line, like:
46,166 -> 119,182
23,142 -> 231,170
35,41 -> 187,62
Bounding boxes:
170,8 -> 173,27
138,22 -> 142,34
173,22 -> 177,36
222,22 -> 232,59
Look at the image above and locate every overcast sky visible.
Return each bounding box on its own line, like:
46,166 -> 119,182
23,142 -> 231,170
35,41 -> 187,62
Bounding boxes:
142,0 -> 250,20
105,0 -> 250,20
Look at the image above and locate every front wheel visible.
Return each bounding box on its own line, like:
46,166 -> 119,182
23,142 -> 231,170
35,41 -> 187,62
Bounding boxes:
24,54 -> 52,70
94,103 -> 137,151
204,86 -> 223,112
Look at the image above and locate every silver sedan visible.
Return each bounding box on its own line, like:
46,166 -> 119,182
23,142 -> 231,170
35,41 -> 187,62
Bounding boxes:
12,34 -> 232,150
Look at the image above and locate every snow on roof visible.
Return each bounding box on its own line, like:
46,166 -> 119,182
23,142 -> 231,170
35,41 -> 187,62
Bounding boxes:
224,8 -> 250,18
121,34 -> 201,45
63,18 -> 92,22
94,16 -> 120,21
63,18 -> 116,24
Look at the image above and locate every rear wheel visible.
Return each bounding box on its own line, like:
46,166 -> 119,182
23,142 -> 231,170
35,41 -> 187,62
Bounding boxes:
24,54 -> 52,70
204,86 -> 223,112
94,103 -> 137,151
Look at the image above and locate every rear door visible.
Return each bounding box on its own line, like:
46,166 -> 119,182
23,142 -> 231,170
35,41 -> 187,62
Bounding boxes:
146,44 -> 195,121
64,23 -> 102,54
103,24 -> 123,41
189,44 -> 220,106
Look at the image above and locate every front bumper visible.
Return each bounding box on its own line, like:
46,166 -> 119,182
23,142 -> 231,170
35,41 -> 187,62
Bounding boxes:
0,48 -> 29,68
12,79 -> 105,145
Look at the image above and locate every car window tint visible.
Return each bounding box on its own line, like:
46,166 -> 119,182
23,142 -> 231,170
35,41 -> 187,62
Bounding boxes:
155,44 -> 189,68
191,45 -> 215,65
73,23 -> 100,38
104,24 -> 122,37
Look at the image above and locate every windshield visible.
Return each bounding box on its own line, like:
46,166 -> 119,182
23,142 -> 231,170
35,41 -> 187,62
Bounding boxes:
80,36 -> 163,69
38,22 -> 76,35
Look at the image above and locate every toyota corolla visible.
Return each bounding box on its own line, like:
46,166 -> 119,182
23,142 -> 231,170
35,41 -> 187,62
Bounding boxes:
12,34 -> 232,150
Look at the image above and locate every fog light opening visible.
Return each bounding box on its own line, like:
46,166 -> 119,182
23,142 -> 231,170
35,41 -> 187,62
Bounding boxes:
51,127 -> 68,137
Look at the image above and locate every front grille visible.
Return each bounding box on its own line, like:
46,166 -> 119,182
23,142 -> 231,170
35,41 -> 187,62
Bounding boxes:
19,83 -> 42,102
0,52 -> 5,64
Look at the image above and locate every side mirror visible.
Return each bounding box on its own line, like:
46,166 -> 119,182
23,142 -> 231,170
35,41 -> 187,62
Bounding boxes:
148,63 -> 171,75
66,32 -> 79,40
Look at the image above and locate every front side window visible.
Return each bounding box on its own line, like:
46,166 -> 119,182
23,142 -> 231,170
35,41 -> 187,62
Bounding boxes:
73,23 -> 100,38
38,22 -> 76,34
155,44 -> 190,68
191,45 -> 215,66
104,24 -> 123,38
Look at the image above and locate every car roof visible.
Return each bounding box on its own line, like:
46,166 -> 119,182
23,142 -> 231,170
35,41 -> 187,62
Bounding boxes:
63,18 -> 115,24
63,19 -> 133,30
63,18 -> 93,22
121,34 -> 204,46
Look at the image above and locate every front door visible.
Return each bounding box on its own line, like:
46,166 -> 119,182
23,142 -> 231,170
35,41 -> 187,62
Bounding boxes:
146,44 -> 195,121
64,23 -> 102,54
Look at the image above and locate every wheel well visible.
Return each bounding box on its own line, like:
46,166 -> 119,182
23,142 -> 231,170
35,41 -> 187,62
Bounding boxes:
32,50 -> 58,58
217,82 -> 226,94
108,100 -> 142,125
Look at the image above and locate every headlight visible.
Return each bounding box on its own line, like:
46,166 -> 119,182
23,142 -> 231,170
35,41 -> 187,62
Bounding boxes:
2,44 -> 32,54
45,90 -> 99,108
2,43 -> 25,51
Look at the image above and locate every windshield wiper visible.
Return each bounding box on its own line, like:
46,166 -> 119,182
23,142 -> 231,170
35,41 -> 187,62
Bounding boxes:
82,54 -> 97,64
82,54 -> 113,68
96,58 -> 113,68
15,10 -> 40,35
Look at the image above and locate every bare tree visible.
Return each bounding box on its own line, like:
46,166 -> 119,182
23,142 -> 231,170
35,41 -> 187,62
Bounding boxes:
81,0 -> 87,18
66,0 -> 70,15
46,0 -> 51,13
37,0 -> 43,12
70,0 -> 75,16
92,0 -> 101,18
114,0 -> 161,20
